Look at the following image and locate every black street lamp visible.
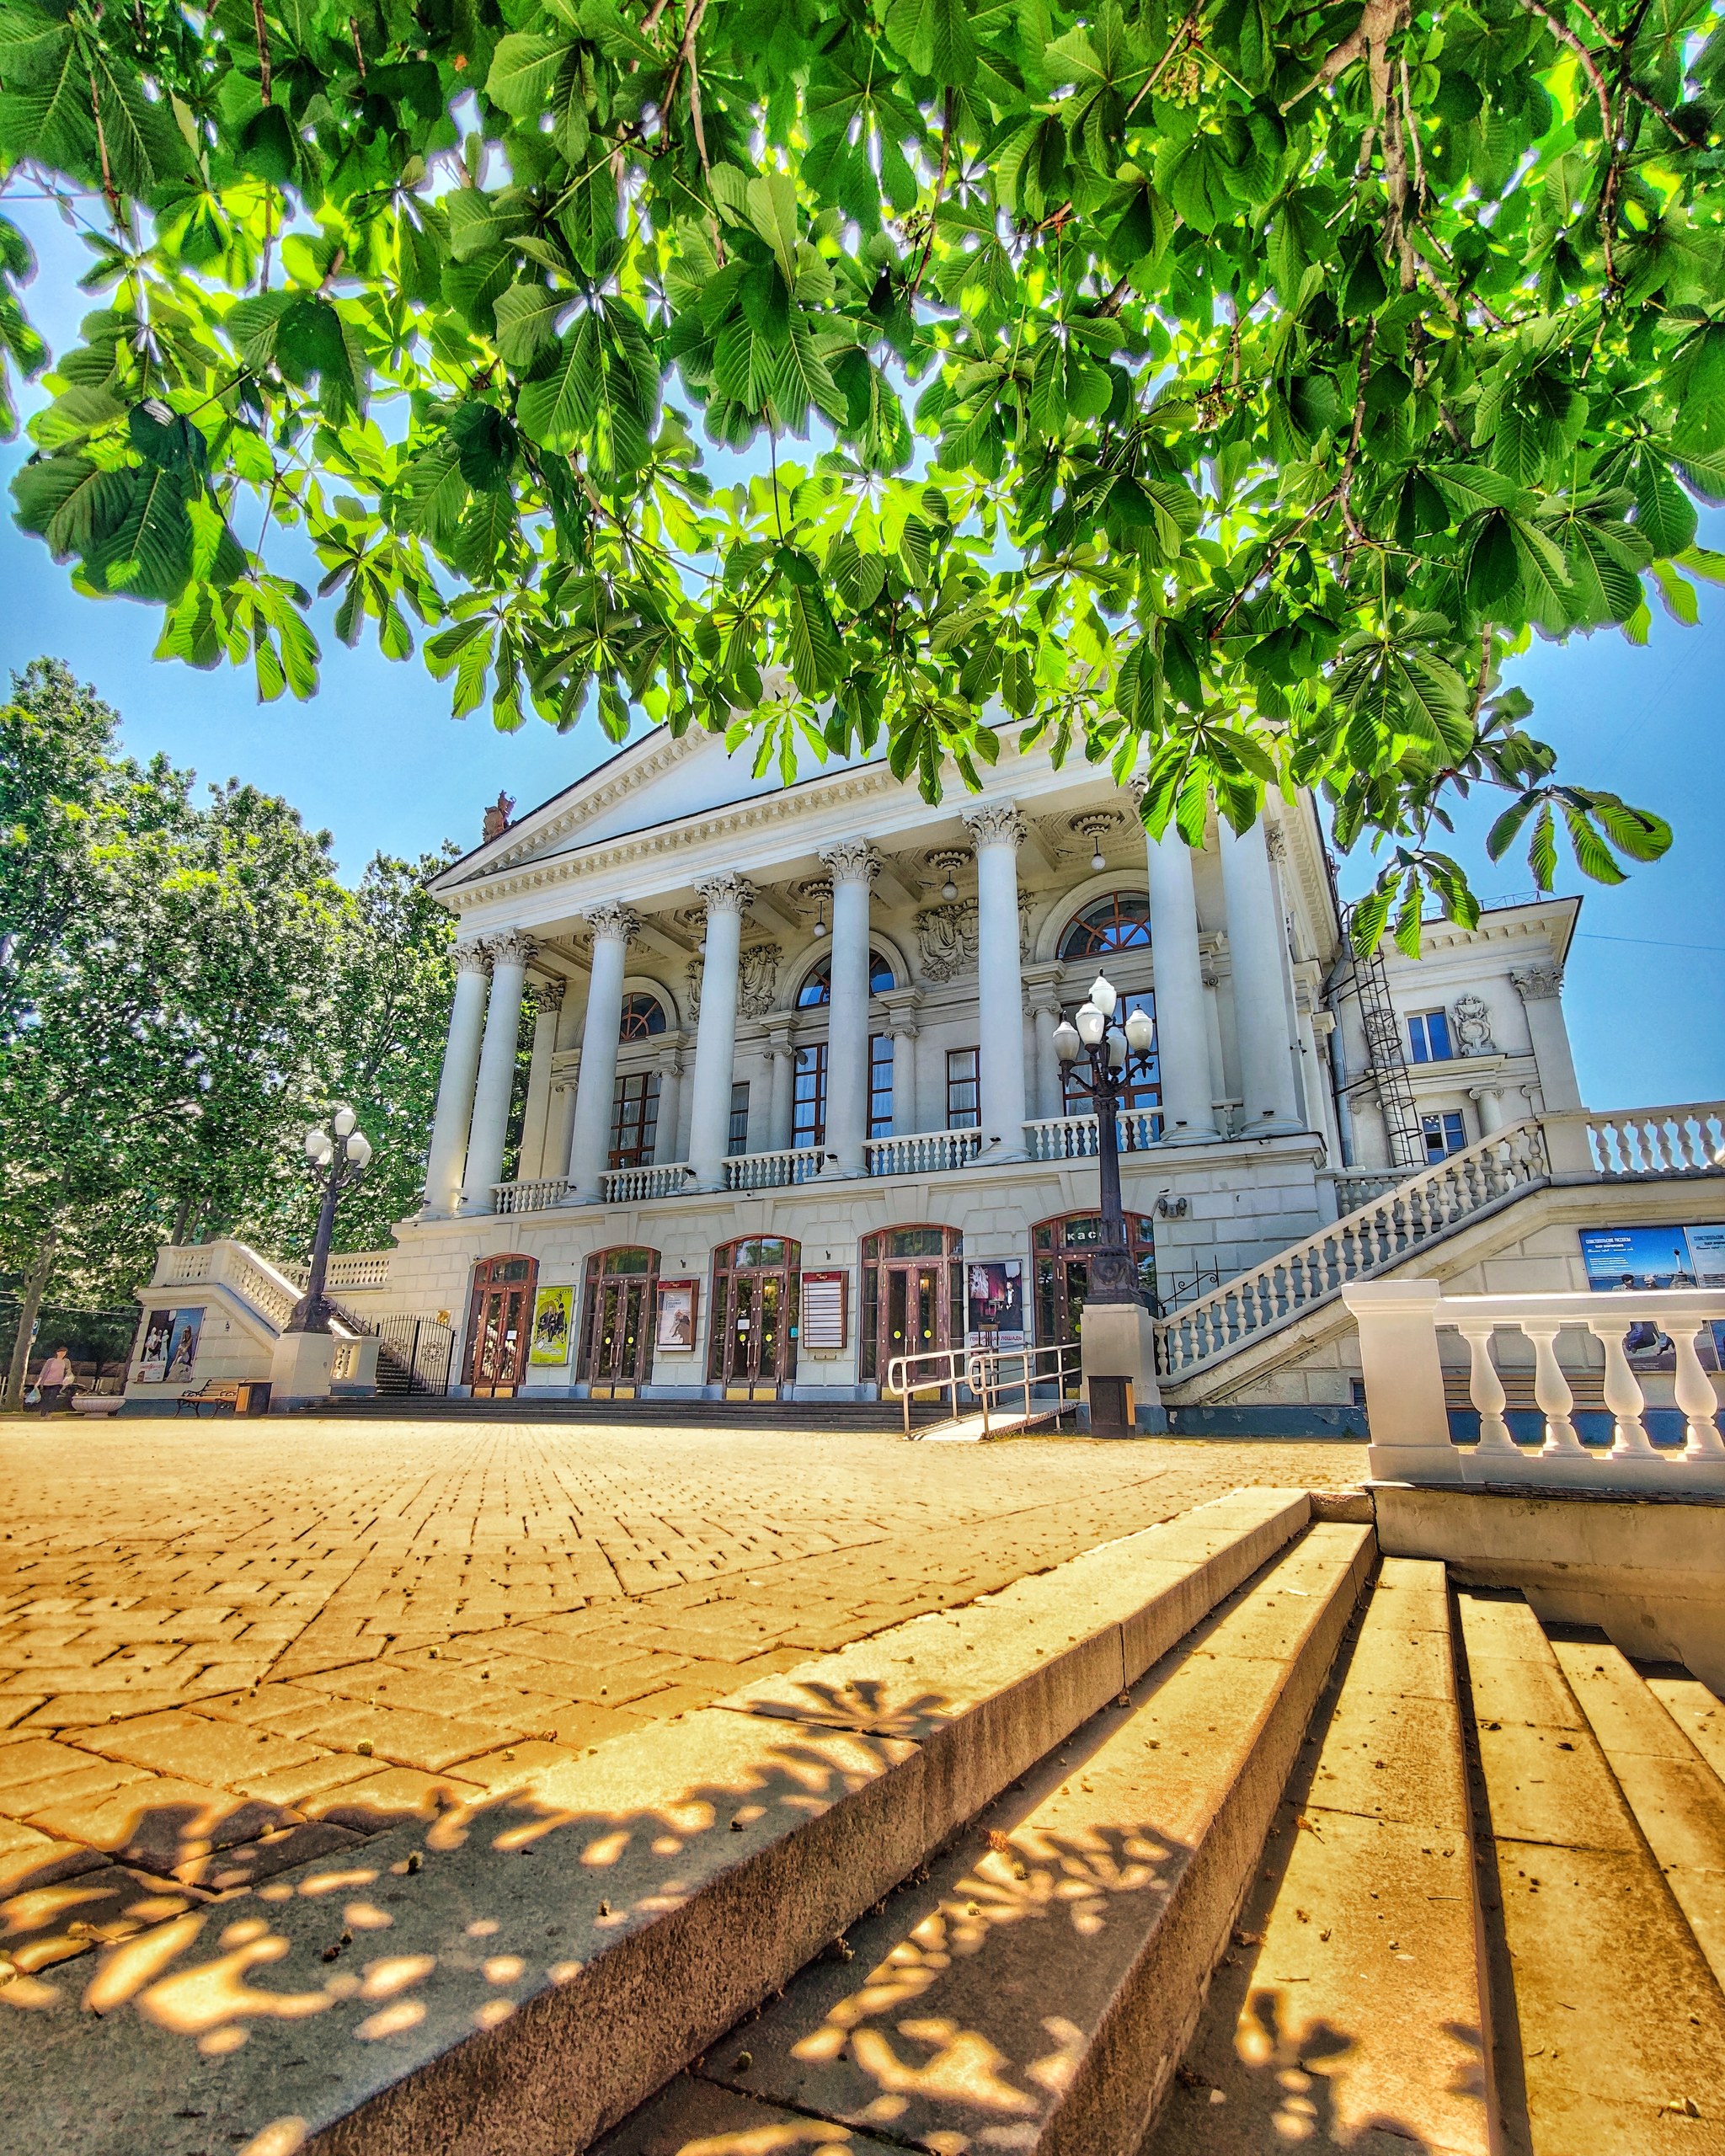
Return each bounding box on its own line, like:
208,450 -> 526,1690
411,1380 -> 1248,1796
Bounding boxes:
287,1106 -> 373,1334
1053,973 -> 1156,1307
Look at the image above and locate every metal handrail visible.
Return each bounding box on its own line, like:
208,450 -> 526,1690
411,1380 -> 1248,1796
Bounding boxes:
884,1339 -> 1085,1439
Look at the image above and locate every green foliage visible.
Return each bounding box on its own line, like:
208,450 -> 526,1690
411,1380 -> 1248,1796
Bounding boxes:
3,0 -> 1720,906
0,659 -> 457,1310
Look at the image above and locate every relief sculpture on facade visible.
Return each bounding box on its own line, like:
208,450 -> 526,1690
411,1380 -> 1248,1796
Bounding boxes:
1451,990 -> 1495,1055
915,899 -> 978,984
738,942 -> 782,1019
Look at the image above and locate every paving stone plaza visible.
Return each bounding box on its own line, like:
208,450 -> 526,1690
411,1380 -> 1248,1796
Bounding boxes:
0,1421 -> 1365,1982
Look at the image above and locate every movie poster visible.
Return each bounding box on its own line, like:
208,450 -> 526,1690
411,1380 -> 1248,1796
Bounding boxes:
529,1284 -> 574,1365
136,1309 -> 174,1383
163,1309 -> 203,1383
656,1280 -> 698,1351
967,1259 -> 1026,1350
1578,1225 -> 1725,1369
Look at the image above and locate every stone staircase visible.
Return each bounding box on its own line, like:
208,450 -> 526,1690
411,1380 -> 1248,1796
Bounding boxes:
8,1490 -> 1722,2155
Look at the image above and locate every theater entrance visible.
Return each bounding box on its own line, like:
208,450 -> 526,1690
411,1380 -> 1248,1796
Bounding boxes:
1032,1214 -> 1158,1390
462,1253 -> 537,1396
578,1247 -> 658,1397
710,1237 -> 799,1398
860,1225 -> 964,1389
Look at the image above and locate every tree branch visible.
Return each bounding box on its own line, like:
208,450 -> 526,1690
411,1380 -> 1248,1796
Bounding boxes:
252,0 -> 273,103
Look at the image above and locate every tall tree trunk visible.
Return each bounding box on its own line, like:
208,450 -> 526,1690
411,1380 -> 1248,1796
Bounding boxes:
170,1193 -> 195,1245
4,1226 -> 59,1412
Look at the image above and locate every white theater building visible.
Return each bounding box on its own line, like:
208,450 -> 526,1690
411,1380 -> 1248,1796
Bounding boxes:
355,723 -> 1597,1414
125,716 -> 1725,1430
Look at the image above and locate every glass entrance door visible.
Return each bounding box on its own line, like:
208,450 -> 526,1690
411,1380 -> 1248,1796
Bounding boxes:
464,1255 -> 537,1396
1032,1214 -> 1157,1392
709,1239 -> 799,1398
860,1226 -> 964,1391
577,1248 -> 658,1396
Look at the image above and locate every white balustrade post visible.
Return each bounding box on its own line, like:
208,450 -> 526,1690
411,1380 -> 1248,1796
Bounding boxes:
1342,1279 -> 1457,1484
1670,1325 -> 1725,1458
515,976 -> 563,1183
421,940 -> 491,1217
687,872 -> 752,1190
1588,1318 -> 1656,1457
820,841 -> 879,1177
1133,795 -> 1220,1143
460,931 -> 535,1211
1456,1321 -> 1519,1455
566,903 -> 639,1202
1219,817 -> 1303,1134
1524,1320 -> 1585,1454
964,803 -> 1029,1157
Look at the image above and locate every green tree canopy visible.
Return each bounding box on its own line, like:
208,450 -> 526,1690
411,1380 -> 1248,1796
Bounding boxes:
0,659 -> 456,1390
2,0 -> 1721,931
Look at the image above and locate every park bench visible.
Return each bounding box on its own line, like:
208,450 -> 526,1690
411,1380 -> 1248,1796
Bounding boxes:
175,1380 -> 242,1416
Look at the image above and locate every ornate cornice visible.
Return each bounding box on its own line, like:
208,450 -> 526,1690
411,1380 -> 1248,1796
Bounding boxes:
696,870 -> 755,916
583,901 -> 642,945
964,802 -> 1028,851
461,729 -> 705,882
820,839 -> 882,886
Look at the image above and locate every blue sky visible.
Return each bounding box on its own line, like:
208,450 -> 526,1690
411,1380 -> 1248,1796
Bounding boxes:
3,197 -> 1720,1113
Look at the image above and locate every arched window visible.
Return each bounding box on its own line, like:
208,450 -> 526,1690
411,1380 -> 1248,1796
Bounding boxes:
619,991 -> 667,1039
1059,893 -> 1151,959
796,949 -> 896,1006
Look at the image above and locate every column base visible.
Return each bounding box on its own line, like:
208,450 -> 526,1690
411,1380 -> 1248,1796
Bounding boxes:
268,1331 -> 337,1413
1080,1300 -> 1167,1436
1156,1125 -> 1222,1145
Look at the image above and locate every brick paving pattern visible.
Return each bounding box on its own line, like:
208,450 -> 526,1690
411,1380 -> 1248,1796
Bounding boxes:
0,1417 -> 1365,1988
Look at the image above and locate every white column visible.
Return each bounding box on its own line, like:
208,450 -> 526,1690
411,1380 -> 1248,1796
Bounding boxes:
1471,1084 -> 1507,1135
566,903 -> 639,1202
766,1027 -> 795,1151
516,977 -> 563,1182
1135,804 -> 1219,1143
889,1022 -> 919,1134
461,931 -> 535,1210
1218,819 -> 1302,1133
653,1049 -> 685,1166
542,984 -> 585,1181
687,872 -> 752,1189
1511,963 -> 1582,1110
421,942 -> 491,1217
820,841 -> 879,1177
964,803 -> 1029,1156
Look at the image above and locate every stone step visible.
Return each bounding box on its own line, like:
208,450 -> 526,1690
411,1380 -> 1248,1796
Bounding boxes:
1,1488 -> 1320,2156
1455,1588 -> 1725,2153
1145,1556 -> 1493,2156
598,1519 -> 1374,2156
1546,1634 -> 1725,1991
306,1396 -> 943,1428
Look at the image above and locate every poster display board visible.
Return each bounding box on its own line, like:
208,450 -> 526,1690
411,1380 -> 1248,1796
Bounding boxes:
529,1284 -> 574,1365
137,1307 -> 204,1383
655,1279 -> 699,1351
1578,1225 -> 1725,1368
800,1271 -> 848,1351
967,1260 -> 1026,1349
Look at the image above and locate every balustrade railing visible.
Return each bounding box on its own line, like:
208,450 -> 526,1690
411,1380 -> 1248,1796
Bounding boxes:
865,1129 -> 984,1177
492,1177 -> 577,1214
724,1145 -> 825,1191
1345,1280 -> 1725,1493
1023,1108 -> 1162,1161
1330,1171 -> 1405,1213
152,1239 -> 302,1333
1155,1119 -> 1553,1381
1577,1102 -> 1725,1178
599,1163 -> 691,1204
282,1251 -> 393,1291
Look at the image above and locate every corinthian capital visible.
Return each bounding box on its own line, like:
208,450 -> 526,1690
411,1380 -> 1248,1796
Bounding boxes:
696,871 -> 754,917
582,900 -> 642,945
963,802 -> 1028,852
531,975 -> 565,1011
453,938 -> 491,977
819,839 -> 881,886
487,930 -> 538,969
1511,963 -> 1564,1003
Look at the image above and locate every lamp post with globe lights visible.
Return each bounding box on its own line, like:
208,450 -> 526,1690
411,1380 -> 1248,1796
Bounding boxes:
1052,974 -> 1156,1307
286,1107 -> 373,1334
1052,973 -> 1165,1436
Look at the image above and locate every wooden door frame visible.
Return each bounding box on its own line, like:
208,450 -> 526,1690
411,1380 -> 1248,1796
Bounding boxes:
463,1253 -> 539,1396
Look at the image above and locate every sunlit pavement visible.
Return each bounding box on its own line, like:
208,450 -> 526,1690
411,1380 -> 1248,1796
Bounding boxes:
0,1417 -> 1365,1979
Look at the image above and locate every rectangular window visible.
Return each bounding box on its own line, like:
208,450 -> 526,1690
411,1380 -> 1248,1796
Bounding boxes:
1407,1009 -> 1453,1064
609,1070 -> 660,1170
1422,1110 -> 1466,1163
947,1047 -> 980,1130
728,1081 -> 750,1156
868,1035 -> 894,1139
793,1043 -> 826,1150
